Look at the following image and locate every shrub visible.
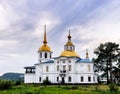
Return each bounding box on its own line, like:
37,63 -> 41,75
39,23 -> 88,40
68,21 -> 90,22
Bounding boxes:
0,80 -> 14,90
15,80 -> 22,85
71,85 -> 78,89
109,84 -> 118,93
43,79 -> 51,85
62,85 -> 78,90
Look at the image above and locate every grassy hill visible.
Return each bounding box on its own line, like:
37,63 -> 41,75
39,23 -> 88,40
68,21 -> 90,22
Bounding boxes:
0,72 -> 24,81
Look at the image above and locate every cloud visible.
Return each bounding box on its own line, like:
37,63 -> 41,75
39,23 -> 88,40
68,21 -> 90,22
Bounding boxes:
59,0 -> 120,58
33,11 -> 61,38
0,0 -> 120,75
0,0 -> 28,30
0,40 -> 18,48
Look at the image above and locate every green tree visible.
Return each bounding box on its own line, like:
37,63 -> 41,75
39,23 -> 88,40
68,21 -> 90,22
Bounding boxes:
112,58 -> 120,84
93,42 -> 120,84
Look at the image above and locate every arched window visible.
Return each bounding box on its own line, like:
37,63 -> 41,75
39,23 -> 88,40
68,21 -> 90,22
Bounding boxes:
88,76 -> 91,82
81,76 -> 84,82
45,53 -> 47,58
40,53 -> 42,58
69,60 -> 71,63
50,53 -> 51,58
67,46 -> 68,50
57,61 -> 59,64
68,77 -> 71,82
57,77 -> 59,82
39,77 -> 41,82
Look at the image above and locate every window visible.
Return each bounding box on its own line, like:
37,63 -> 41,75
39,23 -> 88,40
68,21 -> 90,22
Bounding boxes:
32,69 -> 35,73
26,68 -> 35,73
88,77 -> 91,82
70,46 -> 72,50
46,77 -> 48,81
45,53 -> 47,58
93,77 -> 95,82
63,65 -> 66,71
69,60 -> 71,63
68,65 -> 71,71
57,77 -> 59,82
40,53 -> 42,58
46,66 -> 49,72
63,61 -> 65,63
68,77 -> 71,82
39,77 -> 41,82
50,53 -> 51,58
57,65 -> 59,71
57,61 -> 59,64
81,76 -> 84,82
87,65 -> 90,71
67,46 -> 68,50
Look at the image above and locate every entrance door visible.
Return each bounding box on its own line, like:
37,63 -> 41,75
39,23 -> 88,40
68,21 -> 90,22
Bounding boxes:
62,77 -> 65,84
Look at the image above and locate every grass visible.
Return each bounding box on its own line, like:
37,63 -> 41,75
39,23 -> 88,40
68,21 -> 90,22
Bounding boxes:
0,84 -> 120,94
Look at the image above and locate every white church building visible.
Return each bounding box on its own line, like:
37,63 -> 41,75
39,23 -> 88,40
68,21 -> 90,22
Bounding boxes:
24,26 -> 98,84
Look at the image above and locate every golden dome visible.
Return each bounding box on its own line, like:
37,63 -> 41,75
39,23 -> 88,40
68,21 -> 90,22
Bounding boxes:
39,44 -> 51,52
65,30 -> 74,46
60,50 -> 79,57
65,41 -> 74,46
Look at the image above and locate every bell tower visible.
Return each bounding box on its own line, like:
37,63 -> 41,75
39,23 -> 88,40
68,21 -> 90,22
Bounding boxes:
38,25 -> 52,62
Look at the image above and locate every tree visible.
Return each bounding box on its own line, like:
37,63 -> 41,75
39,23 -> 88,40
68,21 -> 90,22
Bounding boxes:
93,42 -> 120,84
112,58 -> 120,84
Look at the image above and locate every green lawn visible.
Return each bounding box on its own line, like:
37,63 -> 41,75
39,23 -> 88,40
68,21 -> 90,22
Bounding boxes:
0,85 -> 120,94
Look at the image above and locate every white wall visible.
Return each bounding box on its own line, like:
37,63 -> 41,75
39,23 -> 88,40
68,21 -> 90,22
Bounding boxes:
24,73 -> 36,83
24,57 -> 98,84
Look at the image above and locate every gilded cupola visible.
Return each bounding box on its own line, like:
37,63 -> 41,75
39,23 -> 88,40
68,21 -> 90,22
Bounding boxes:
60,30 -> 79,57
65,30 -> 74,46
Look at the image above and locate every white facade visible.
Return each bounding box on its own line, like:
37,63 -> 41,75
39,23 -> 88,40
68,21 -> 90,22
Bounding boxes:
24,28 -> 98,84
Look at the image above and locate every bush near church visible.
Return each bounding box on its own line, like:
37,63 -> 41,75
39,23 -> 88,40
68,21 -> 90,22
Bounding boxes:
0,80 -> 14,90
43,79 -> 51,85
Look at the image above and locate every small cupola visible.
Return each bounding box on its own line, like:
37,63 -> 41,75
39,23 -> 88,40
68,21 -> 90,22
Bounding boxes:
64,30 -> 75,51
60,30 -> 79,57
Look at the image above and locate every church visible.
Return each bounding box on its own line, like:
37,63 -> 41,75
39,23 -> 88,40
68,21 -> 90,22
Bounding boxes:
24,25 -> 98,84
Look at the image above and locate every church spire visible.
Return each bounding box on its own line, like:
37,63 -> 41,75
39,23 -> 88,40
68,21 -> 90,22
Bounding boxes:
65,29 -> 74,47
86,49 -> 89,58
68,29 -> 71,41
43,25 -> 47,44
38,25 -> 51,52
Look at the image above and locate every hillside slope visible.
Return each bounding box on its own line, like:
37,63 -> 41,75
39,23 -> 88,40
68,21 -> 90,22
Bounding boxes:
0,72 -> 24,81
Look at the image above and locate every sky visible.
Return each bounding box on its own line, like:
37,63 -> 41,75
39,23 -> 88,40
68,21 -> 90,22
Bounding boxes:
0,0 -> 120,75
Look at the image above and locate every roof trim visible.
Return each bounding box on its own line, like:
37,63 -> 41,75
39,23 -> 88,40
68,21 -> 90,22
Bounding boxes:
24,66 -> 35,69
41,60 -> 54,64
76,58 -> 92,63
